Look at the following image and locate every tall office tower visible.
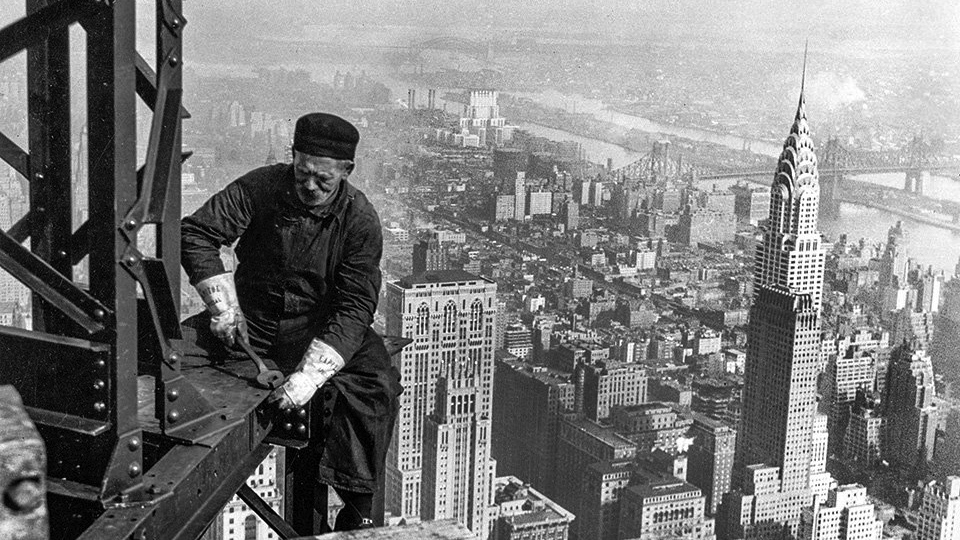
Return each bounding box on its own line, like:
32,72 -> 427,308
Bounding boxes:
412,237 -> 448,274
892,308 -> 936,350
513,172 -> 526,221
879,221 -> 909,286
727,76 -> 832,539
384,270 -> 498,538
842,389 -> 884,467
563,200 -> 580,231
882,341 -> 938,470
688,414 -> 737,516
917,268 -> 943,313
823,345 -> 876,453
798,484 -> 883,540
917,476 -> 960,540
492,358 -> 574,497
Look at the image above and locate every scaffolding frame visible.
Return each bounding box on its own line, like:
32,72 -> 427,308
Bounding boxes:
0,2 -> 397,538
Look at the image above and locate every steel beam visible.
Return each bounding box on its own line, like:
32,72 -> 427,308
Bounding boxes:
0,131 -> 29,178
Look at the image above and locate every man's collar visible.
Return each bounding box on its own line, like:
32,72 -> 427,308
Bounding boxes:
281,163 -> 354,220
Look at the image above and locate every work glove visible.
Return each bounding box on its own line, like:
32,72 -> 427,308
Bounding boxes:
268,339 -> 344,409
195,273 -> 248,348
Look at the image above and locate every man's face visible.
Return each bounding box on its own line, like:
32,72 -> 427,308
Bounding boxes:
292,151 -> 352,207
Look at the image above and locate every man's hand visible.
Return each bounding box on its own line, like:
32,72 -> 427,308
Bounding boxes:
267,339 -> 345,409
195,273 -> 248,347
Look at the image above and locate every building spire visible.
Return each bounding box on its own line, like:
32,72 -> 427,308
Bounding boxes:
796,40 -> 809,121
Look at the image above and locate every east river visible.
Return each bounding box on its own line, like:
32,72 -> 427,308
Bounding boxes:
189,60 -> 960,276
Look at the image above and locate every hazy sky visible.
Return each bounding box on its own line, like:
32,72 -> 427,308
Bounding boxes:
4,1 -> 957,52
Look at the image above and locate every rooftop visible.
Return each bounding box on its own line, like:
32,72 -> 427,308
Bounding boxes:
395,269 -> 494,288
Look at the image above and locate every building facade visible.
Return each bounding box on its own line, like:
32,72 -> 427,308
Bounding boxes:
384,270 -> 498,538
727,84 -> 833,539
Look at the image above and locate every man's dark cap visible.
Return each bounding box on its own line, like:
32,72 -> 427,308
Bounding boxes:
293,113 -> 359,160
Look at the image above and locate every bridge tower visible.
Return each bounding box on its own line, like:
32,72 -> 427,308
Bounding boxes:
904,135 -> 930,195
819,136 -> 844,218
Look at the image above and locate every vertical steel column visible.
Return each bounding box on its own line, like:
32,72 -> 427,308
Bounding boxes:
84,0 -> 144,498
157,0 -> 182,311
26,0 -> 72,334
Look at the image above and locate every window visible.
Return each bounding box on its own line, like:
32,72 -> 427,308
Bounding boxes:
243,515 -> 257,540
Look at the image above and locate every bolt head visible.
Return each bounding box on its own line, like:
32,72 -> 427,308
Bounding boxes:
94,401 -> 106,413
128,463 -> 141,477
127,437 -> 140,451
95,359 -> 106,368
57,250 -> 67,258
168,352 -> 181,363
296,424 -> 306,434
93,309 -> 106,321
297,408 -> 307,418
124,255 -> 137,265
124,219 -> 137,230
167,388 -> 179,401
283,423 -> 293,431
4,478 -> 43,513
169,56 -> 179,66
93,380 -> 106,391
167,410 -> 179,423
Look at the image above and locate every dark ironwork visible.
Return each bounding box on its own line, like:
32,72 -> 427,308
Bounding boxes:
0,2 -> 409,538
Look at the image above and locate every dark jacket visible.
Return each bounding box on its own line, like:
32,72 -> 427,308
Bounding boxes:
181,163 -> 401,493
182,163 -> 382,363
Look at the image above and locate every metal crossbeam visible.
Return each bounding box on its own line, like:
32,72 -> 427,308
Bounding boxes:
0,0 -> 89,64
0,131 -> 29,177
0,229 -> 109,333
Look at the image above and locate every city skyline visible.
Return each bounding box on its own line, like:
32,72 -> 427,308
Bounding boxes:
0,3 -> 958,539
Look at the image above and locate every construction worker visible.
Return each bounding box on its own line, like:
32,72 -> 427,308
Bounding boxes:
181,112 -> 401,532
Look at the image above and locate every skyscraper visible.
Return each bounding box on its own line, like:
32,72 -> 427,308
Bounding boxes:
883,341 -> 938,471
798,484 -> 883,540
384,270 -> 498,538
917,476 -> 960,540
726,67 -> 832,539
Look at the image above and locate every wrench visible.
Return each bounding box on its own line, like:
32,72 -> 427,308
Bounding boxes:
238,338 -> 284,390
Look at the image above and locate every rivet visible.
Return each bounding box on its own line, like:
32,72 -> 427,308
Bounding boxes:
95,359 -> 106,368
283,423 -> 293,431
147,485 -> 161,495
168,352 -> 181,363
171,18 -> 180,28
167,388 -> 179,402
57,250 -> 67,259
93,309 -> 106,321
124,255 -> 137,265
5,478 -> 43,512
124,219 -> 137,230
169,56 -> 179,67
128,463 -> 141,477
167,410 -> 179,423
127,437 -> 140,451
34,173 -> 43,181
94,401 -> 106,413
297,408 -> 307,418
296,424 -> 306,434
35,206 -> 45,214
93,380 -> 106,390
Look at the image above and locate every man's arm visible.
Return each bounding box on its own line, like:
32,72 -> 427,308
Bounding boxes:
181,179 -> 254,284
316,202 -> 383,362
268,200 -> 382,409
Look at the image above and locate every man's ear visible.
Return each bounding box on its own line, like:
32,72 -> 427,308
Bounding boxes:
342,161 -> 356,176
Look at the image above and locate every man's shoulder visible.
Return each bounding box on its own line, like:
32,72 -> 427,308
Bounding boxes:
234,163 -> 289,193
344,183 -> 379,218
